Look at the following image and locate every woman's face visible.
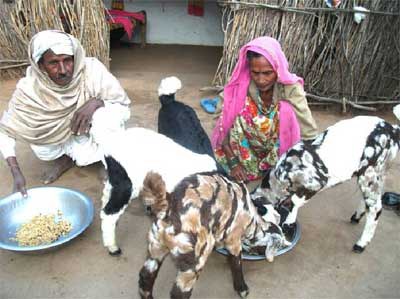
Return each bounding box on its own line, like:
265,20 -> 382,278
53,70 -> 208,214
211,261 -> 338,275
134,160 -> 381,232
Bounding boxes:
249,56 -> 277,92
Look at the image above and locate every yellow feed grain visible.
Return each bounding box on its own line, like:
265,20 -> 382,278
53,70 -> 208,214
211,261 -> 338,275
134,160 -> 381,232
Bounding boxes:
11,210 -> 72,246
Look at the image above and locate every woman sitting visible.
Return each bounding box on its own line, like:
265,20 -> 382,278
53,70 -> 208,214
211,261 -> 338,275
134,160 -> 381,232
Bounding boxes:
211,36 -> 318,183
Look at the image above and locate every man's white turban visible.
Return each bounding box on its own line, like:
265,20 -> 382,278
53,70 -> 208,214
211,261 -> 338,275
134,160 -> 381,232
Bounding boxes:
31,30 -> 75,63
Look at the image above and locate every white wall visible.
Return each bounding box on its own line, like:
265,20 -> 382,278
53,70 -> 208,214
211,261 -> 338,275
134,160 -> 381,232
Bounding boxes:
104,0 -> 224,46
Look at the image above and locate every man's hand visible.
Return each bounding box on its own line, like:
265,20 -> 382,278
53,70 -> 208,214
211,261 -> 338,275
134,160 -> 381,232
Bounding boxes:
71,98 -> 104,135
6,157 -> 27,197
11,167 -> 27,197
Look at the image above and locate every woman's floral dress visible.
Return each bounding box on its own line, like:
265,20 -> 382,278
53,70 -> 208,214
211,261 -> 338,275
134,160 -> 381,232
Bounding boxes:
214,94 -> 280,181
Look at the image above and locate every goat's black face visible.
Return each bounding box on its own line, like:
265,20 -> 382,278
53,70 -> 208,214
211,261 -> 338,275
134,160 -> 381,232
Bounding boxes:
277,204 -> 290,226
252,196 -> 273,216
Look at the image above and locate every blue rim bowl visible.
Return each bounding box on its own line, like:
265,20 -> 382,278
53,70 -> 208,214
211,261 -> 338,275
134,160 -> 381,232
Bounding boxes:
215,221 -> 301,261
0,186 -> 94,253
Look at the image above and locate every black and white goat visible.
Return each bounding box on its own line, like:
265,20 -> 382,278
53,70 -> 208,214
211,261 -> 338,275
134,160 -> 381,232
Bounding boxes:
253,111 -> 400,253
96,127 -> 218,255
157,76 -> 215,158
138,171 -> 289,299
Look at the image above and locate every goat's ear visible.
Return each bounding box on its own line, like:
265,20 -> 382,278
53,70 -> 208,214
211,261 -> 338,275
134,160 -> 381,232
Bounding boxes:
260,169 -> 272,188
265,248 -> 274,263
283,238 -> 292,247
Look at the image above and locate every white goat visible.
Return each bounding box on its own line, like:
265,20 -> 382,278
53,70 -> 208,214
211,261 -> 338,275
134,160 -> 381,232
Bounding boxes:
96,127 -> 218,255
253,110 -> 400,253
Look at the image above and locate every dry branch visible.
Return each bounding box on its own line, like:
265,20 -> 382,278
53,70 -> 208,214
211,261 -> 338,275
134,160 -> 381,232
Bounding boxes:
0,59 -> 28,63
306,93 -> 377,112
0,63 -> 29,70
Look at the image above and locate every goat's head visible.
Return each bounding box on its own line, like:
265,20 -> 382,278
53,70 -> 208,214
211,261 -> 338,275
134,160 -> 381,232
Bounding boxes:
139,172 -> 169,219
244,198 -> 291,262
242,220 -> 291,262
251,195 -> 280,224
263,225 -> 292,262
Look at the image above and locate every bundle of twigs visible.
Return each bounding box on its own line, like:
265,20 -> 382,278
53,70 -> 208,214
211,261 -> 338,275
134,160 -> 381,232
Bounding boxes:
214,0 -> 400,111
0,0 -> 109,78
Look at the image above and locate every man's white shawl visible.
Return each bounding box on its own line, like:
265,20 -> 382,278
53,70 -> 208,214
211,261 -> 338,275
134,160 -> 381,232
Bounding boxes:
0,30 -> 130,145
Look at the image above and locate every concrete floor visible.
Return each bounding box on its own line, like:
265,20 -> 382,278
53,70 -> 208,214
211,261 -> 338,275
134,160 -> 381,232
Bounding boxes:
0,44 -> 399,299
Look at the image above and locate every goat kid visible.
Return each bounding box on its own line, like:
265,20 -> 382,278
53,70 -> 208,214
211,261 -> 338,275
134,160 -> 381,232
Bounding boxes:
252,113 -> 400,253
138,171 -> 289,299
98,127 -> 218,255
157,76 -> 215,159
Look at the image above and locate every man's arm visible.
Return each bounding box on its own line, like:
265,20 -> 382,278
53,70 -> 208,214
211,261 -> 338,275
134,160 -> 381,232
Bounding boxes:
71,58 -> 131,135
70,98 -> 104,135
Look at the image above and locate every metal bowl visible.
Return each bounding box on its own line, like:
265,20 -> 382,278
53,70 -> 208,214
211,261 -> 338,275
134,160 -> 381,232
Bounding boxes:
215,221 -> 301,261
0,186 -> 94,253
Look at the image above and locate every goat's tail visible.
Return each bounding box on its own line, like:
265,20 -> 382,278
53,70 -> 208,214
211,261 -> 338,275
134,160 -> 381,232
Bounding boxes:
394,104 -> 400,121
139,171 -> 169,219
393,104 -> 400,148
158,76 -> 182,105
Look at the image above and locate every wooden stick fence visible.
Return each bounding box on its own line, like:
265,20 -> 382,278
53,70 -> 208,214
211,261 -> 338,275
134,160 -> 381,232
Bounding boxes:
0,0 -> 109,78
213,0 -> 400,111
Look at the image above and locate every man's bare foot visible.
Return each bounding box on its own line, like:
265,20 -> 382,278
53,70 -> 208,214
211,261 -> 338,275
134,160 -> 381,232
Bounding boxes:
41,155 -> 74,184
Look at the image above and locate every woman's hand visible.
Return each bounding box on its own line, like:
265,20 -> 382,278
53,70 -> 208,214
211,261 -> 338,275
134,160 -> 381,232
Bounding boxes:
230,163 -> 247,183
221,136 -> 247,182
71,98 -> 104,135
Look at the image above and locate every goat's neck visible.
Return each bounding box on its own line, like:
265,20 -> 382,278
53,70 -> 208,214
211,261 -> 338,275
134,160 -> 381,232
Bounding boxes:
243,205 -> 269,241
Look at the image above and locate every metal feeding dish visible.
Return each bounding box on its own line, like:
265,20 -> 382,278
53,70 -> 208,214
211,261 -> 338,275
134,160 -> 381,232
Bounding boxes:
215,221 -> 301,261
0,186 -> 94,253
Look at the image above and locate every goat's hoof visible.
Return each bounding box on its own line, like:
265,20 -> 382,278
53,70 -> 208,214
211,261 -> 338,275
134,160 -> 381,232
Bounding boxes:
238,288 -> 249,298
140,293 -> 153,299
144,206 -> 152,215
350,213 -> 360,224
109,248 -> 122,256
350,212 -> 365,224
352,244 -> 364,253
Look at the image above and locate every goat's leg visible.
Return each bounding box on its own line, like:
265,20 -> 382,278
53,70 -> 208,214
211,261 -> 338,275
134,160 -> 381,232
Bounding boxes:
353,170 -> 383,253
100,211 -> 124,255
225,238 -> 249,297
227,253 -> 249,298
170,269 -> 198,299
350,198 -> 366,224
138,226 -> 169,299
281,194 -> 306,233
100,180 -> 130,255
170,238 -> 214,299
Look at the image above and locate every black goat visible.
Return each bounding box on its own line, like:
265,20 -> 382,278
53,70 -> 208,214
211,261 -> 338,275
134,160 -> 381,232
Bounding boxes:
157,76 -> 215,158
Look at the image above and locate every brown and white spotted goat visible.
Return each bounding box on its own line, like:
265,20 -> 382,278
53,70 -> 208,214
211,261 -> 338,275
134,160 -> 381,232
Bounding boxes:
252,115 -> 400,253
138,171 -> 289,299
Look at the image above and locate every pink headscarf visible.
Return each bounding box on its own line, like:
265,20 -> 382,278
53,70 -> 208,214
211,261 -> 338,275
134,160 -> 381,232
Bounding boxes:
211,36 -> 303,148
